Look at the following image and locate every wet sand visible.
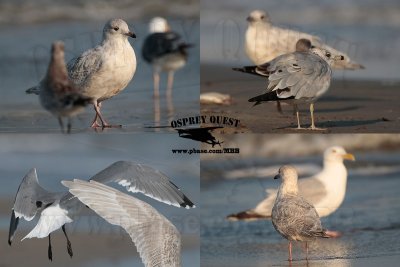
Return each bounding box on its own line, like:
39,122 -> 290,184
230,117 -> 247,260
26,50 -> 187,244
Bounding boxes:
201,65 -> 400,133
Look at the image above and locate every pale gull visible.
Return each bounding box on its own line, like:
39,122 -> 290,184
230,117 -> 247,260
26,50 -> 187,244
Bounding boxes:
227,146 -> 355,225
38,41 -> 92,133
63,179 -> 182,267
245,9 -> 364,69
27,19 -> 137,128
200,92 -> 232,105
142,17 -> 193,97
8,161 -> 194,261
272,165 -> 332,261
247,46 -> 344,130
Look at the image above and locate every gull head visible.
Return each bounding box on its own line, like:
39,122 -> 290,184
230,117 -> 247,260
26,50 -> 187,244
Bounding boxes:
103,19 -> 136,40
295,38 -> 313,52
51,41 -> 65,61
310,47 -> 345,65
274,165 -> 299,195
247,10 -> 271,25
149,17 -> 170,33
324,146 -> 355,163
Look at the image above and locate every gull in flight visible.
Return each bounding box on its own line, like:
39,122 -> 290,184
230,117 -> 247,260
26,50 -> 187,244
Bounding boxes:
227,146 -> 355,235
272,165 -> 333,261
38,41 -> 92,133
8,161 -> 195,261
63,179 -> 182,267
245,9 -> 364,69
142,17 -> 193,97
247,46 -> 344,130
27,19 -> 137,128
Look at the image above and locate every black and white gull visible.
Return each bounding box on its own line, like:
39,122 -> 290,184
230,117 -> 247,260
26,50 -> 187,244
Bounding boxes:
142,17 -> 193,97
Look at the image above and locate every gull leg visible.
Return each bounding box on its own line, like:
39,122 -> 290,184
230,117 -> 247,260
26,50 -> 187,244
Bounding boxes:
67,118 -> 72,134
288,241 -> 292,261
166,71 -> 175,97
58,117 -> 65,133
305,242 -> 309,260
48,234 -> 53,261
90,102 -> 102,128
153,71 -> 160,98
276,101 -> 283,114
95,102 -> 122,129
308,103 -> 326,131
295,104 -> 303,129
62,224 -> 73,258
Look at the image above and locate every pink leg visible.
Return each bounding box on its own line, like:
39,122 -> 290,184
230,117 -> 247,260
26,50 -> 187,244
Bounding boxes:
166,71 -> 174,97
305,242 -> 309,260
90,104 -> 101,128
288,241 -> 292,261
153,71 -> 160,98
93,102 -> 121,128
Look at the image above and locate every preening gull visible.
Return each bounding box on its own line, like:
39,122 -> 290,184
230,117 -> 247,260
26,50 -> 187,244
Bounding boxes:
272,165 -> 332,261
8,161 -> 194,261
227,146 -> 355,222
36,41 -> 92,133
27,19 -> 137,128
245,9 -> 364,69
63,179 -> 182,267
142,17 -> 193,97
247,46 -> 344,130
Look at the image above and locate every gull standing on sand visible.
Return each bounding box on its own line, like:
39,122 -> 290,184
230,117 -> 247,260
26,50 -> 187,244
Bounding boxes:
247,46 -> 344,130
272,165 -> 332,261
8,161 -> 195,261
63,179 -> 182,267
142,17 -> 193,97
27,19 -> 137,128
227,146 -> 355,225
37,41 -> 92,133
245,10 -> 364,69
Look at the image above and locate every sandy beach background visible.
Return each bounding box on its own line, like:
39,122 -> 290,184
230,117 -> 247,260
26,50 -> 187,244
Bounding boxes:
200,0 -> 400,133
0,0 -> 199,133
0,134 -> 200,267
201,134 -> 400,266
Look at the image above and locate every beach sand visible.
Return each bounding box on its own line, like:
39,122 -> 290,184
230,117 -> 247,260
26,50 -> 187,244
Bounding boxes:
201,65 -> 400,133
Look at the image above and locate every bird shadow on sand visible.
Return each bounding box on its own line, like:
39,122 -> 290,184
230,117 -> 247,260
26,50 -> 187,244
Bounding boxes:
317,119 -> 385,128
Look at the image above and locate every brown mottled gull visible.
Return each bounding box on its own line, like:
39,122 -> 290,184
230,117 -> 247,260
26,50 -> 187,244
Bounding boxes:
272,165 -> 332,261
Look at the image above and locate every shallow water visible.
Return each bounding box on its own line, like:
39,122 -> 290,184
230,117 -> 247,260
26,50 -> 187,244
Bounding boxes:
0,19 -> 199,132
201,150 -> 400,266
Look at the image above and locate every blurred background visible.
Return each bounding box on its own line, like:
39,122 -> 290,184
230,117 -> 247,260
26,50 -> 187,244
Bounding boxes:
0,133 -> 199,267
201,134 -> 400,266
0,0 -> 199,132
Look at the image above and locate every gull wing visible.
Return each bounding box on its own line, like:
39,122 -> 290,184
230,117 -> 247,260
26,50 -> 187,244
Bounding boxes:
63,179 -> 181,267
9,169 -> 59,245
142,32 -> 182,63
90,161 -> 195,208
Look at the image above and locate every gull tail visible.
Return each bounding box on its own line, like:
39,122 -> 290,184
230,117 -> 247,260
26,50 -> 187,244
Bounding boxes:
26,86 -> 40,95
232,66 -> 259,76
248,92 -> 293,106
226,210 -> 271,221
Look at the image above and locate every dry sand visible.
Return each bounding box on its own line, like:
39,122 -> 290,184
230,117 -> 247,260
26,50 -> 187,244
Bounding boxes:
201,65 -> 400,133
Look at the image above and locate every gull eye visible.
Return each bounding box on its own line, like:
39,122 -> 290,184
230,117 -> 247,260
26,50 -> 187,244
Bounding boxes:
261,15 -> 265,19
332,149 -> 337,153
113,27 -> 119,31
326,52 -> 331,58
